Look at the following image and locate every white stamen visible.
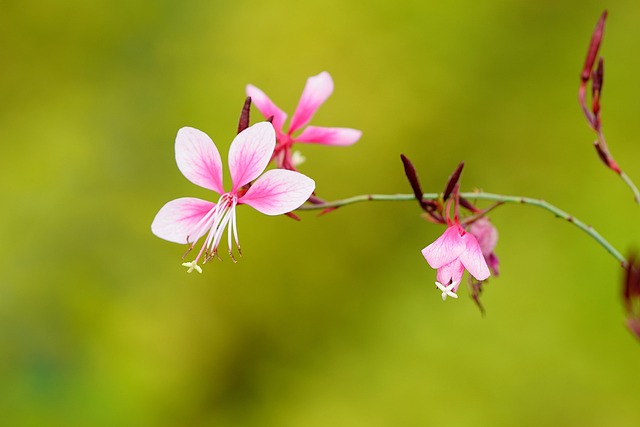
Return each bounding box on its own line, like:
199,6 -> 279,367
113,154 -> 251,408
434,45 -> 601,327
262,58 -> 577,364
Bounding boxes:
435,281 -> 458,301
210,199 -> 235,254
231,206 -> 241,256
182,193 -> 240,272
187,205 -> 218,247
291,150 -> 306,167
182,261 -> 202,273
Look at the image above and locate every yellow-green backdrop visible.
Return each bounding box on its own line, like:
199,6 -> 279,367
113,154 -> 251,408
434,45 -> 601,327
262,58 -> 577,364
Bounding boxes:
1,1 -> 639,426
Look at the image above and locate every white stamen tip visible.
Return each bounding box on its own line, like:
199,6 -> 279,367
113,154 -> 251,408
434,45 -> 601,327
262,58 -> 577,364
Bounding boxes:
435,281 -> 458,301
291,150 -> 306,167
182,261 -> 202,274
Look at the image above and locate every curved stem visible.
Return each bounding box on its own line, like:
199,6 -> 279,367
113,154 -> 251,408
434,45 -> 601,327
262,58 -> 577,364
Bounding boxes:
299,192 -> 626,267
619,171 -> 640,204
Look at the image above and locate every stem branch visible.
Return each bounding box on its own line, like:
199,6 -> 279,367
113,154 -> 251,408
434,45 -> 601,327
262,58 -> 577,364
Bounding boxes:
299,192 -> 626,267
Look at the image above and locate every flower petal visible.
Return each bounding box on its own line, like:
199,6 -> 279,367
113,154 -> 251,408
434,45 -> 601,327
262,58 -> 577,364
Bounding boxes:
246,84 -> 288,133
295,126 -> 362,146
436,259 -> 465,292
228,122 -> 276,192
459,233 -> 491,281
289,71 -> 334,133
486,253 -> 500,276
468,217 -> 498,257
421,225 -> 465,269
151,197 -> 215,244
175,127 -> 224,194
239,169 -> 315,215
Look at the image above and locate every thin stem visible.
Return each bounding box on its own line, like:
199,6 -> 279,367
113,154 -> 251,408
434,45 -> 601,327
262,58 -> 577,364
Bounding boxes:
299,192 -> 626,267
619,171 -> 640,205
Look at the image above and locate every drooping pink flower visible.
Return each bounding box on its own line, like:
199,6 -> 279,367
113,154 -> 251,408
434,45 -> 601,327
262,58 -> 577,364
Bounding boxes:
151,122 -> 315,273
421,224 -> 490,300
246,71 -> 362,170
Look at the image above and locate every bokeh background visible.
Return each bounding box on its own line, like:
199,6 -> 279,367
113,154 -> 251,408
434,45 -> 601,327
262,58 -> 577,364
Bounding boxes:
2,0 -> 639,426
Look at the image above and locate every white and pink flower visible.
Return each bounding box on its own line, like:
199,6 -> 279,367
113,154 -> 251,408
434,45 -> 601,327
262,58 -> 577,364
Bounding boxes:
151,122 -> 315,273
422,224 -> 490,300
246,72 -> 362,170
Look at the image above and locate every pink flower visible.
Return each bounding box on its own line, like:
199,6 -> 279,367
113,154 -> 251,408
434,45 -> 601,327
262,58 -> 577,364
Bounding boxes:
151,122 -> 315,273
246,71 -> 362,170
421,224 -> 490,300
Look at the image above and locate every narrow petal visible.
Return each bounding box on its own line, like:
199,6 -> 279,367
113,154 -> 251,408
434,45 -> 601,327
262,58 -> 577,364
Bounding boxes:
289,72 -> 334,133
151,197 -> 215,244
421,225 -> 465,269
486,253 -> 500,276
246,84 -> 288,132
295,126 -> 362,146
459,233 -> 491,281
436,259 -> 465,292
239,169 -> 315,215
175,127 -> 224,194
228,122 -> 276,192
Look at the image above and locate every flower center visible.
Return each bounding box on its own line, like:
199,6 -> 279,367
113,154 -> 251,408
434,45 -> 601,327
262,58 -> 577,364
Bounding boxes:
272,134 -> 297,169
182,192 -> 240,273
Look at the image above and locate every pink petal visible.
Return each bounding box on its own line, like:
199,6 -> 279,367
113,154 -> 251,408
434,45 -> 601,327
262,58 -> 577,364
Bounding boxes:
239,169 -> 315,215
486,253 -> 500,276
228,122 -> 276,192
151,197 -> 215,244
468,217 -> 498,257
295,126 -> 362,146
421,225 -> 465,269
436,259 -> 465,292
175,127 -> 224,194
289,71 -> 334,133
246,84 -> 288,133
459,233 -> 491,281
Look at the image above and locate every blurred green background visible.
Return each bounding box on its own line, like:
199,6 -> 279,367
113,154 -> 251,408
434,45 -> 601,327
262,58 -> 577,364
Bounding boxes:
2,0 -> 639,425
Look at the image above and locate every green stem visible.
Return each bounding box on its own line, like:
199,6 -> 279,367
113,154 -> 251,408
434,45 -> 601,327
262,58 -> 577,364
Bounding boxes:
299,192 -> 626,267
619,171 -> 640,205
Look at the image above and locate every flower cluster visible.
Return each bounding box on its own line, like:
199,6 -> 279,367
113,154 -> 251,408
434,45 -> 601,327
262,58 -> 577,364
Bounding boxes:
151,16 -> 640,338
152,72 -> 361,273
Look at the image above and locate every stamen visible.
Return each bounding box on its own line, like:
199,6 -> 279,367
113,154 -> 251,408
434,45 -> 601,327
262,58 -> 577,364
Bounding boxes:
181,242 -> 194,260
435,281 -> 458,301
227,207 -> 234,260
291,150 -> 306,167
181,193 -> 240,273
211,205 -> 234,253
182,261 -> 202,274
187,205 -> 218,248
197,218 -> 219,264
231,207 -> 241,257
203,201 -> 227,252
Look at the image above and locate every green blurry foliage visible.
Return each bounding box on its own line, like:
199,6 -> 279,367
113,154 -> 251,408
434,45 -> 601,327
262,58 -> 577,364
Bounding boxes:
1,0 -> 639,426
